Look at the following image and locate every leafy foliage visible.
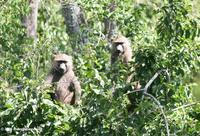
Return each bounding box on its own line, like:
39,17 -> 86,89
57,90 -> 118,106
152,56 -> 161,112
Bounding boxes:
0,0 -> 200,135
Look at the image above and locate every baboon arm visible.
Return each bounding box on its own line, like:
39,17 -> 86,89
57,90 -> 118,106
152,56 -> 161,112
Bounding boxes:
72,77 -> 81,104
41,74 -> 54,90
111,54 -> 117,64
45,74 -> 54,85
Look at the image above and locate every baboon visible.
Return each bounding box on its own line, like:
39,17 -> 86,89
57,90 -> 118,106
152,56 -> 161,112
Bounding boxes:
111,35 -> 132,64
45,54 -> 81,105
110,35 -> 141,111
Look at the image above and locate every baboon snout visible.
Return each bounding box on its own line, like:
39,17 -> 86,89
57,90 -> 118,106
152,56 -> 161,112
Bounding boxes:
59,63 -> 67,72
116,44 -> 124,52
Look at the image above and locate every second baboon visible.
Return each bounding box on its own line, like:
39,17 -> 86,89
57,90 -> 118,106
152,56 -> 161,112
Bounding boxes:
45,54 -> 81,105
110,35 -> 140,111
111,35 -> 132,64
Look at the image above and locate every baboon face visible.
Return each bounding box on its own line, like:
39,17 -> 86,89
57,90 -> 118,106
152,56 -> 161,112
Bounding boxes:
111,35 -> 132,64
113,42 -> 124,56
53,54 -> 73,74
111,35 -> 129,56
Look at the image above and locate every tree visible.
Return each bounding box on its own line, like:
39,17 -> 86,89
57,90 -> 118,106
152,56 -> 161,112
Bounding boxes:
22,0 -> 40,39
61,1 -> 88,45
104,1 -> 118,39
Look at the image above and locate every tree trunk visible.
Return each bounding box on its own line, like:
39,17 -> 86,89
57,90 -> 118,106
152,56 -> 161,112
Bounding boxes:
61,1 -> 88,45
104,2 -> 118,40
23,0 -> 39,39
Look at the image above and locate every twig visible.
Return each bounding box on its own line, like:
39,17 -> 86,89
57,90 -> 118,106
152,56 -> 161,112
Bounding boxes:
171,102 -> 200,112
123,69 -> 170,136
144,92 -> 170,136
124,69 -> 169,96
142,69 -> 169,99
124,88 -> 144,95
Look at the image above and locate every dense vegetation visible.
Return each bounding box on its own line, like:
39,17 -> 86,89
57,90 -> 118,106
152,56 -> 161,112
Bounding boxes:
0,0 -> 200,135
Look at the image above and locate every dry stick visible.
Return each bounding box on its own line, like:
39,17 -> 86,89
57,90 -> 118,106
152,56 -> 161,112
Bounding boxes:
144,92 -> 170,136
124,69 -> 169,96
125,91 -> 170,136
142,69 -> 169,99
124,69 -> 170,136
171,102 -> 200,112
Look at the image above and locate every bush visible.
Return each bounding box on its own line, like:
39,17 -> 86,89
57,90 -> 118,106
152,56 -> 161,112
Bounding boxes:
0,0 -> 200,135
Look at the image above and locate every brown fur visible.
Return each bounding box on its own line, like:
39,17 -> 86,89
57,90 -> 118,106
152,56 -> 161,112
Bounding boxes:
111,35 -> 132,64
45,54 -> 81,105
110,36 -> 139,111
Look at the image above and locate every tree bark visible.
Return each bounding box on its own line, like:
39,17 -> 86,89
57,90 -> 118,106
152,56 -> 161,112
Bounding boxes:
104,2 -> 118,40
23,0 -> 39,39
61,1 -> 88,45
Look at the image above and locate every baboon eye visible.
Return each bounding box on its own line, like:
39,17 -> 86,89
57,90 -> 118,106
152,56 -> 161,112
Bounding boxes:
58,60 -> 67,64
115,42 -> 124,45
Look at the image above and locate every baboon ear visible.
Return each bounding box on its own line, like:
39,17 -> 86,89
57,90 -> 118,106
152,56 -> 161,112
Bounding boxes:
52,50 -> 59,59
110,37 -> 115,42
110,34 -> 118,42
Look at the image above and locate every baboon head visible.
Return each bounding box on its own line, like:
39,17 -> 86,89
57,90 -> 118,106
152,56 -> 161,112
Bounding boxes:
111,35 -> 130,55
53,54 -> 73,74
111,35 -> 132,64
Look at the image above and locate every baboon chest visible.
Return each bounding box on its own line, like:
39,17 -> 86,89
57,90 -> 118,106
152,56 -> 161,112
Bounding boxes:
55,72 -> 75,104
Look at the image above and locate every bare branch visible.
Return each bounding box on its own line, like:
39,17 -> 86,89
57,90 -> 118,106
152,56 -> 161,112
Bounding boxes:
144,92 -> 170,136
142,69 -> 169,99
124,69 -> 170,96
123,69 -> 171,136
171,102 -> 200,111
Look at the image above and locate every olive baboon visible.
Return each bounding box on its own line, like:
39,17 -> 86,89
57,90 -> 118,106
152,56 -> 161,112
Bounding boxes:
111,35 -> 132,64
110,35 -> 141,111
45,54 -> 81,105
